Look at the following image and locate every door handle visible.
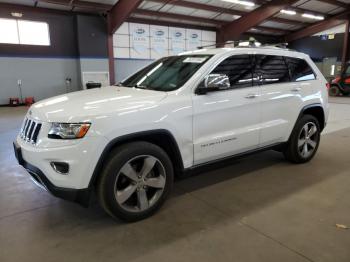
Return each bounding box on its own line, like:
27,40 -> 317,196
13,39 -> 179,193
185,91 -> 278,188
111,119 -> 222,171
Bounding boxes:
291,87 -> 301,92
245,94 -> 258,99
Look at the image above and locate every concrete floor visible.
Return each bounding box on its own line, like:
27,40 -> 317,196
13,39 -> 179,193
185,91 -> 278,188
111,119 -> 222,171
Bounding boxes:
1,98 -> 350,262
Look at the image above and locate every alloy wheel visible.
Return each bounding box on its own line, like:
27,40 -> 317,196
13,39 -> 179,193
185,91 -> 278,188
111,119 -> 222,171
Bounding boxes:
114,155 -> 166,213
297,122 -> 319,159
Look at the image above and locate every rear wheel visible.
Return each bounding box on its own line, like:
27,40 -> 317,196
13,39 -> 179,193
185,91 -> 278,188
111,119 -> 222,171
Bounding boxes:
97,142 -> 174,222
329,85 -> 340,96
283,115 -> 321,164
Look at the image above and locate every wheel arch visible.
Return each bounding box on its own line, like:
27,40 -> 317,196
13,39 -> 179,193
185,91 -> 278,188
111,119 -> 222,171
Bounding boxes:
299,104 -> 326,132
88,129 -> 184,188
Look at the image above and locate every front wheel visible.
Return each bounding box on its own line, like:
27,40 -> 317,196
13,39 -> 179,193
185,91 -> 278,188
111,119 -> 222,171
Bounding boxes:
283,115 -> 321,164
97,142 -> 174,222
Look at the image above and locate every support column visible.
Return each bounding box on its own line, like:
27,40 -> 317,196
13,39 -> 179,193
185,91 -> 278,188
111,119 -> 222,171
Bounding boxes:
341,19 -> 350,73
107,14 -> 116,85
216,29 -> 225,47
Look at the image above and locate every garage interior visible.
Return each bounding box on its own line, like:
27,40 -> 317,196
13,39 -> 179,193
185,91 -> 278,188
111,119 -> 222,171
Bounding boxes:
1,0 -> 350,261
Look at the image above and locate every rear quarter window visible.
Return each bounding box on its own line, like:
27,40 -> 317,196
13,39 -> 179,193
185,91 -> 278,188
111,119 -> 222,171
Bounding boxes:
285,57 -> 316,82
254,55 -> 290,85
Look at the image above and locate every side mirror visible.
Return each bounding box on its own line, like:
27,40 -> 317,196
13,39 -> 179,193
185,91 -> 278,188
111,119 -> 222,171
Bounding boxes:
196,74 -> 230,95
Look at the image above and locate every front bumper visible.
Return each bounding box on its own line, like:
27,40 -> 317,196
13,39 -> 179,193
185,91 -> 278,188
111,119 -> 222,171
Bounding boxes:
13,141 -> 91,206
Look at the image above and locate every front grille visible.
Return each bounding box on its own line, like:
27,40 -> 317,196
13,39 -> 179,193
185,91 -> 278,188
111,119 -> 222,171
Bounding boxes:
20,118 -> 42,144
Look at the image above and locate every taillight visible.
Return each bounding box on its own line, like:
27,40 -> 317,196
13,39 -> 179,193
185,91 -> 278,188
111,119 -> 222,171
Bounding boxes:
326,83 -> 331,90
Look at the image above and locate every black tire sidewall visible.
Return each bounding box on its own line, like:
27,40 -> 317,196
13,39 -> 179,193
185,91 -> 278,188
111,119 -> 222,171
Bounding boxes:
99,142 -> 174,222
286,115 -> 321,163
329,85 -> 340,96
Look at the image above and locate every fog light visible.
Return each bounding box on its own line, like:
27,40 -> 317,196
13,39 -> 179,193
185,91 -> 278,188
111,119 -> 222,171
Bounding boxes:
50,162 -> 69,174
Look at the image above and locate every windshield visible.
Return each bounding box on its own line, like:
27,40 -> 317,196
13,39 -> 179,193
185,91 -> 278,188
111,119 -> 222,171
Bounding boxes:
119,55 -> 212,91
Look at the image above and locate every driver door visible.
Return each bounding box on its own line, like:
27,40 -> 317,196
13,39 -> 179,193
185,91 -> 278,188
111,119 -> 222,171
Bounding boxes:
192,54 -> 262,165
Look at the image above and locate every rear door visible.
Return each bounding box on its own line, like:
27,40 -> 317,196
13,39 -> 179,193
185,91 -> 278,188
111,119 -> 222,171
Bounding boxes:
258,55 -> 316,146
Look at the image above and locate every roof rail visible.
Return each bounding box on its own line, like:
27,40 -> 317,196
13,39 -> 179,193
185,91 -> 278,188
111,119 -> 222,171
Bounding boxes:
197,38 -> 290,50
197,38 -> 260,49
261,42 -> 289,49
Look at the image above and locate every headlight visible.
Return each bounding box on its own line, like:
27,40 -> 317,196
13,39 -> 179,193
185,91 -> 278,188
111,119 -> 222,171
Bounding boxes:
48,123 -> 91,139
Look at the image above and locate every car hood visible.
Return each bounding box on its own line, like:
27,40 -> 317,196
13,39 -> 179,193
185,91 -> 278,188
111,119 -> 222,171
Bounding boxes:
30,86 -> 167,122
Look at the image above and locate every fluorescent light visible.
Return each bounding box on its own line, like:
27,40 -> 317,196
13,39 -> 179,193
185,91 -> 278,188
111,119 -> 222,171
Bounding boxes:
11,12 -> 23,18
331,65 -> 335,76
221,0 -> 255,7
302,13 -> 324,20
280,9 -> 296,15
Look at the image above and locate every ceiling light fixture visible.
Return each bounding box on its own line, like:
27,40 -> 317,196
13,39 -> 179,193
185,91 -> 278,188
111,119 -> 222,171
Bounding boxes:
221,0 -> 255,7
280,9 -> 296,15
11,12 -> 23,18
302,13 -> 324,20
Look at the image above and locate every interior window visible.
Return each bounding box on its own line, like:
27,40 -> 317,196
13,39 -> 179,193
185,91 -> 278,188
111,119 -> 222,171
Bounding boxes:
285,57 -> 316,82
254,55 -> 290,85
0,18 -> 19,44
0,18 -> 50,46
211,55 -> 254,89
18,20 -> 50,46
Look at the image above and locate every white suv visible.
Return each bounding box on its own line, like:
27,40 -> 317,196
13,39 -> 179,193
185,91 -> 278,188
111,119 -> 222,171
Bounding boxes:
14,46 -> 329,221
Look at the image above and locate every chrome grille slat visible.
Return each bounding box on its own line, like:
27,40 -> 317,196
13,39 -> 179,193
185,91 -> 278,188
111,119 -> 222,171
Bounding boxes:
27,122 -> 35,142
24,120 -> 32,138
32,123 -> 42,143
21,119 -> 28,136
20,117 -> 42,145
28,122 -> 37,142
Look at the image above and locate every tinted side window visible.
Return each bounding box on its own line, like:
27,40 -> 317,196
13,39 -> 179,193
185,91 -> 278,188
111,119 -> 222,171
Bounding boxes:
254,55 -> 290,85
285,57 -> 316,82
211,55 -> 253,89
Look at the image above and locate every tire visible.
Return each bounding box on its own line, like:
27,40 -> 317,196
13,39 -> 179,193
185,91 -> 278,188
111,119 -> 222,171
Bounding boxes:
97,141 -> 174,222
329,85 -> 340,96
283,115 -> 321,164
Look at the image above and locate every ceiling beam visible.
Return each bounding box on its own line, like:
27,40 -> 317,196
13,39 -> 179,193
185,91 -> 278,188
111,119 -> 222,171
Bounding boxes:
36,0 -> 112,11
285,11 -> 350,42
147,0 -> 303,26
73,0 -> 112,10
221,0 -> 299,41
0,2 -> 78,16
109,0 -> 143,34
317,0 -> 349,9
132,9 -> 290,35
256,26 -> 290,35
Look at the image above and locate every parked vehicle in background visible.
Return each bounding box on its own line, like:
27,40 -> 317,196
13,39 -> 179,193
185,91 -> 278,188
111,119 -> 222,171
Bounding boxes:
14,43 -> 329,222
329,62 -> 350,96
